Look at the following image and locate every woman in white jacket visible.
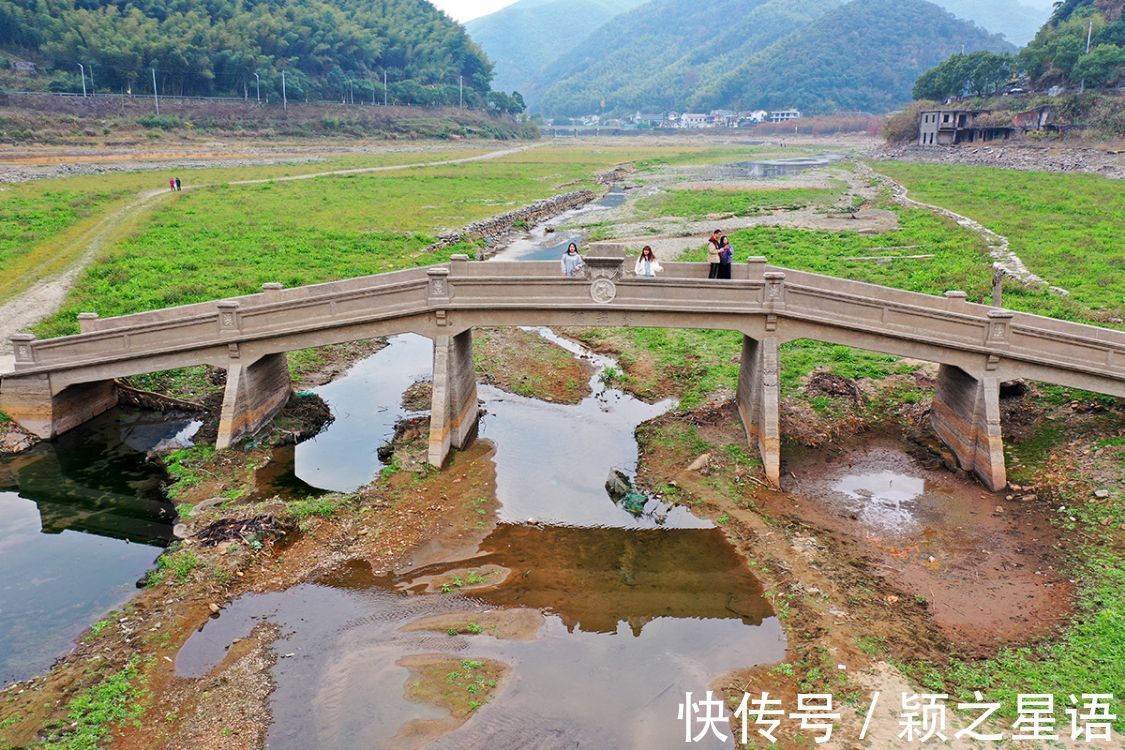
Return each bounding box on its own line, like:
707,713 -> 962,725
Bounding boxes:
634,245 -> 663,277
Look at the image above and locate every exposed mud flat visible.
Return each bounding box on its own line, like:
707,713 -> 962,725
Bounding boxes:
781,437 -> 1073,650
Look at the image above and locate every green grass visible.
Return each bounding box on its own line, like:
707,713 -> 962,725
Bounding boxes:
30,145 -> 708,338
286,495 -> 344,519
0,410 -> 11,424
634,185 -> 841,220
874,162 -> 1125,320
162,445 -> 216,500
41,655 -> 146,750
0,148 -> 492,305
144,549 -> 203,587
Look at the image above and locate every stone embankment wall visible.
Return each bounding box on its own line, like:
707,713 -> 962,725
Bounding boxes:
874,142 -> 1124,179
423,165 -> 631,256
422,190 -> 600,255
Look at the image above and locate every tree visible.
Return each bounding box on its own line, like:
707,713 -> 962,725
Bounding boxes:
1072,44 -> 1125,88
912,51 -> 1012,101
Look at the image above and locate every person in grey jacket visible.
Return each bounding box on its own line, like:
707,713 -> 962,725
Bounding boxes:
561,242 -> 585,276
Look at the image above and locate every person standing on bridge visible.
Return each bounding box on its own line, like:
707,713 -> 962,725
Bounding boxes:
561,242 -> 585,276
717,235 -> 733,279
634,245 -> 663,277
707,230 -> 722,279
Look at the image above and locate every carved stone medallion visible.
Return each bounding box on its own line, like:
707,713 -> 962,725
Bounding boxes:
590,278 -> 617,304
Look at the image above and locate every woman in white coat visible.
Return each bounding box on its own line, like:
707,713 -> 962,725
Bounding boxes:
634,245 -> 663,277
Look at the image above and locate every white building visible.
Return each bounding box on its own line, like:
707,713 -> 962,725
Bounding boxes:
768,108 -> 802,123
680,113 -> 711,128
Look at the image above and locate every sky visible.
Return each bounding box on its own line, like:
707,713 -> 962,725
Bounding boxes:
431,0 -> 519,21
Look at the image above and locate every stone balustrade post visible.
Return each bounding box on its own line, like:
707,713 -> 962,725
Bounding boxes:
10,333 -> 36,366
261,282 -> 284,301
77,312 -> 99,333
217,300 -> 241,333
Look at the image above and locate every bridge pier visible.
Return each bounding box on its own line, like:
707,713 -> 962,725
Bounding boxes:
736,335 -> 781,487
215,353 -> 291,450
428,329 -> 479,467
931,364 -> 1006,491
0,375 -> 118,439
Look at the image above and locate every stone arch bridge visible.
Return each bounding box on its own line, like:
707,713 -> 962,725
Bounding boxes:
2,252 -> 1122,491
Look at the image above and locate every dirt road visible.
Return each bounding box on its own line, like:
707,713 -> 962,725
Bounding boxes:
0,144 -> 536,371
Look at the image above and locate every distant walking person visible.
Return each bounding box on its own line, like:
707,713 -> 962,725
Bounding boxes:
175,177 -> 181,191
561,242 -> 585,276
634,245 -> 663,277
169,178 -> 176,191
717,235 -> 733,279
706,229 -> 722,279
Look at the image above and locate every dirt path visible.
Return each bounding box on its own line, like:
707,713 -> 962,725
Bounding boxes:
0,144 -> 537,371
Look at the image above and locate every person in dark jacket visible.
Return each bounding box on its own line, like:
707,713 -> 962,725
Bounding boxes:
717,235 -> 733,279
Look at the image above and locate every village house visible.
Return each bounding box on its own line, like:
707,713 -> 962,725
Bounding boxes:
631,112 -> 665,128
917,109 -> 1014,146
13,61 -> 36,73
768,108 -> 801,123
679,112 -> 712,128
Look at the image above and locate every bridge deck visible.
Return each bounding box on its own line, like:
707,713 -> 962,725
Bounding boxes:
5,256 -> 1123,398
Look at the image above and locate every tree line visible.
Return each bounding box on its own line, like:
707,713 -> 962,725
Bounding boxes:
0,0 -> 527,113
913,0 -> 1125,100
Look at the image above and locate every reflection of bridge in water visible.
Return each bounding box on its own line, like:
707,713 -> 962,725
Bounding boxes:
0,410 -> 180,546
3,252 -> 1122,492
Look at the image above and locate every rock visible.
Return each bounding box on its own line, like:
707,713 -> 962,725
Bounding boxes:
1094,489 -> 1110,499
1020,494 -> 1038,502
605,468 -> 632,499
995,505 -> 1004,513
208,603 -> 221,614
686,453 -> 711,472
192,496 -> 228,514
172,523 -> 191,539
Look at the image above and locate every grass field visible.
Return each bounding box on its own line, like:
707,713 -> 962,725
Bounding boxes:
0,148 -> 498,305
874,162 -> 1125,321
632,185 -> 842,220
31,144 -> 771,337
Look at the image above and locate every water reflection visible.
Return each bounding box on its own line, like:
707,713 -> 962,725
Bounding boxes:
709,155 -> 844,180
177,524 -> 783,749
293,335 -> 434,493
0,407 -> 189,683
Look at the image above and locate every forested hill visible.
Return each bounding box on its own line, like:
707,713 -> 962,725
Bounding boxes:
533,0 -> 1011,116
932,0 -> 1050,46
465,0 -> 646,94
530,0 -> 843,116
694,0 -> 1013,115
0,0 -> 499,107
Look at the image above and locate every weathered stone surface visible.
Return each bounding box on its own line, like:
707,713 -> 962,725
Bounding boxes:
428,329 -> 478,467
737,335 -> 781,487
216,353 -> 291,450
0,376 -> 117,439
931,365 -> 1006,491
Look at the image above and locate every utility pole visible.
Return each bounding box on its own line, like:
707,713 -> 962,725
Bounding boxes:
371,77 -> 376,105
384,70 -> 388,106
459,75 -> 463,108
88,64 -> 95,96
78,63 -> 87,96
1080,19 -> 1093,92
152,67 -> 159,114
282,70 -> 287,113
255,72 -> 260,104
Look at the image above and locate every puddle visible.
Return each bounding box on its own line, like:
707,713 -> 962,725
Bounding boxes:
0,407 -> 189,684
707,154 -> 844,180
292,335 -> 433,493
178,524 -> 784,749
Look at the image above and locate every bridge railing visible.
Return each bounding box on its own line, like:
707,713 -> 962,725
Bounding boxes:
6,258 -> 1123,385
